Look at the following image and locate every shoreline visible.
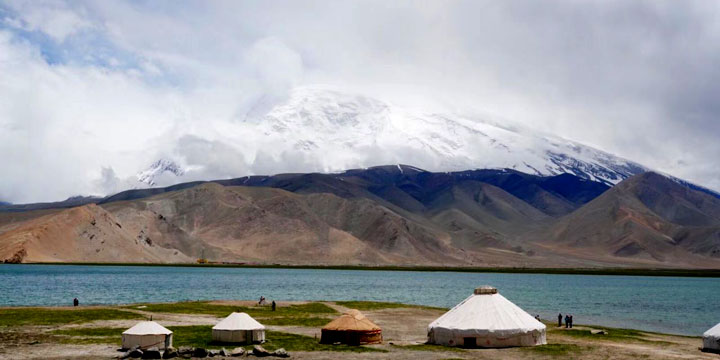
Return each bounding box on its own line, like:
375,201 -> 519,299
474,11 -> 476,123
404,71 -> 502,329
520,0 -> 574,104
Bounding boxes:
0,300 -> 703,338
0,300 -> 712,360
6,262 -> 720,277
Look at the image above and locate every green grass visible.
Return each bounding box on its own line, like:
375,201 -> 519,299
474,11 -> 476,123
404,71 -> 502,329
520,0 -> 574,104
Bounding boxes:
53,327 -> 123,337
395,343 -> 465,352
334,301 -> 447,311
262,330 -> 386,353
167,325 -> 217,348
167,326 -> 384,352
0,308 -> 142,327
521,343 -> 584,356
260,316 -> 331,327
126,301 -> 335,317
52,327 -> 123,345
125,301 -> 337,328
57,336 -> 120,345
52,325 -> 383,352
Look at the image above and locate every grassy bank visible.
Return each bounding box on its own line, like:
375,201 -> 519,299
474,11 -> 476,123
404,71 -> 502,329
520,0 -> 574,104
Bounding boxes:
1,300 -> 706,360
124,301 -> 336,326
0,308 -> 141,327
335,301 -> 446,311
11,262 -> 720,277
52,326 -> 384,352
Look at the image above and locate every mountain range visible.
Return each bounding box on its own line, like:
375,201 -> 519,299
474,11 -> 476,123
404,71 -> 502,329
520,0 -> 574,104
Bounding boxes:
1,88 -> 718,268
2,166 -> 719,268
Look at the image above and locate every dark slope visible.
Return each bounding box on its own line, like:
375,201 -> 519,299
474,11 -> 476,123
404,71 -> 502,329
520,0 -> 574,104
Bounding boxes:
0,196 -> 103,212
21,166 -> 604,220
88,166 -> 609,214
541,172 -> 720,267
222,165 -> 610,217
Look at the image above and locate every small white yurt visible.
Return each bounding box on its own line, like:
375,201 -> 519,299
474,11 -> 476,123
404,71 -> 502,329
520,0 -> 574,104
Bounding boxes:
703,322 -> 720,353
212,312 -> 266,344
427,286 -> 546,348
122,321 -> 173,350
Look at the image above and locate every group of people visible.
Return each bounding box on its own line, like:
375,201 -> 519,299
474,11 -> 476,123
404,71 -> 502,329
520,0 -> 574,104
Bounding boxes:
558,313 -> 573,328
258,296 -> 277,311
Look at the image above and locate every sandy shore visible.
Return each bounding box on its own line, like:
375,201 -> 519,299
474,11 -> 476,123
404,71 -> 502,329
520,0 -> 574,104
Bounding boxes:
0,300 -> 714,360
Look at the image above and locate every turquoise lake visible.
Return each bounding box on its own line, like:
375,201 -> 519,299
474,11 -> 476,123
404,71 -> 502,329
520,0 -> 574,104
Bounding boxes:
1,264 -> 718,336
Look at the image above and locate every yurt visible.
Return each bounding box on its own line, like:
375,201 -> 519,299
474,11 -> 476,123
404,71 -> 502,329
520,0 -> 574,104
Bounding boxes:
122,321 -> 173,350
212,312 -> 265,344
320,309 -> 382,345
427,286 -> 546,348
703,322 -> 720,353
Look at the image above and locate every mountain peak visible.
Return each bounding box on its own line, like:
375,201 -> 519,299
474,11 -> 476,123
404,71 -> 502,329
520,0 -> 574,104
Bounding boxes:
247,86 -> 648,186
137,159 -> 185,187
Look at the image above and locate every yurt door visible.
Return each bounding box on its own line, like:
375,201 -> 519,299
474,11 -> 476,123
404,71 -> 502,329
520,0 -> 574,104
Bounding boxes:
463,337 -> 477,348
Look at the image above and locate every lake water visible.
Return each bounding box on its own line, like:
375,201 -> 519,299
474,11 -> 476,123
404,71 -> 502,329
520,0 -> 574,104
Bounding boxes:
1,264 -> 718,336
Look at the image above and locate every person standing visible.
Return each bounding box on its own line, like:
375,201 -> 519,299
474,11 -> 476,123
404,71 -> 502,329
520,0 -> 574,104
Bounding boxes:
558,313 -> 562,327
271,300 -> 276,311
569,315 -> 573,328
564,314 -> 570,328
73,298 -> 79,307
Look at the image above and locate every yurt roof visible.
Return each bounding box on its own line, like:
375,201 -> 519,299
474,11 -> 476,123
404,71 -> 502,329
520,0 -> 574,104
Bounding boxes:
705,322 -> 720,338
429,286 -> 544,336
213,312 -> 265,331
322,309 -> 381,332
123,321 -> 172,335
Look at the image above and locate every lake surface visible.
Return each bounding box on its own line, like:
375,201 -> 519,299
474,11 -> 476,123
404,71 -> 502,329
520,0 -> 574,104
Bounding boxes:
1,264 -> 718,336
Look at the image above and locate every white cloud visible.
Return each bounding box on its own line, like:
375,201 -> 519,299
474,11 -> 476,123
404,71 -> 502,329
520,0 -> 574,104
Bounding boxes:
245,37 -> 304,97
3,0 -> 92,41
0,0 -> 719,202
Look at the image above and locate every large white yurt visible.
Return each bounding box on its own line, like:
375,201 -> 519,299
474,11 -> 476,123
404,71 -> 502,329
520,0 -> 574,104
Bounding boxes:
122,321 -> 173,350
212,312 -> 266,344
427,286 -> 546,348
703,322 -> 720,353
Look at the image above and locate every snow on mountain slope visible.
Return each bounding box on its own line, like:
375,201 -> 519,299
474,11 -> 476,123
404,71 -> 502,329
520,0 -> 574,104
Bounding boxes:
131,86 -> 648,189
241,86 -> 647,186
137,159 -> 185,186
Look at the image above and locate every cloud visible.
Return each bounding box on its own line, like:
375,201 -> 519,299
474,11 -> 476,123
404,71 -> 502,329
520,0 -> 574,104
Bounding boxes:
3,0 -> 93,42
245,37 -> 304,96
0,0 -> 719,202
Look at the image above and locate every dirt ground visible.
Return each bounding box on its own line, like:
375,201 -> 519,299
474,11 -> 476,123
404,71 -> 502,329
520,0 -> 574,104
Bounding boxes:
0,301 -> 715,360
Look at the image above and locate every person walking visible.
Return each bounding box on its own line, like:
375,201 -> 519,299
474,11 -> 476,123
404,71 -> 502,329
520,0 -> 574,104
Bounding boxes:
558,313 -> 562,327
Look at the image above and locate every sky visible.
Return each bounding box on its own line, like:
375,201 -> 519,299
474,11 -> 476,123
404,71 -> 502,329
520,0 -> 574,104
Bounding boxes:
0,0 -> 719,203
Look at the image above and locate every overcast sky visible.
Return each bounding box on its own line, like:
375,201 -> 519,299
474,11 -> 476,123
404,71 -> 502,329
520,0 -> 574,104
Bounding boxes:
1,0 -> 719,203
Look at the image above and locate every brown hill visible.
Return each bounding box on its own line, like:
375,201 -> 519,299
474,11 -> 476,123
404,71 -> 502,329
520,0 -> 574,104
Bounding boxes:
539,172 -> 720,268
0,204 -> 190,263
1,171 -> 720,268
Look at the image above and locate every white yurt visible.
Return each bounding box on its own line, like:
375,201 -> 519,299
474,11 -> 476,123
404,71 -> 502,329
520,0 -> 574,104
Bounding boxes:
122,321 -> 173,350
427,285 -> 546,348
212,312 -> 266,344
703,322 -> 720,353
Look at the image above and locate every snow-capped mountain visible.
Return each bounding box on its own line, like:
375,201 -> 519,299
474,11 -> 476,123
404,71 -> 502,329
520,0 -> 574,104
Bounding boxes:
240,86 -> 648,186
136,159 -> 185,186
